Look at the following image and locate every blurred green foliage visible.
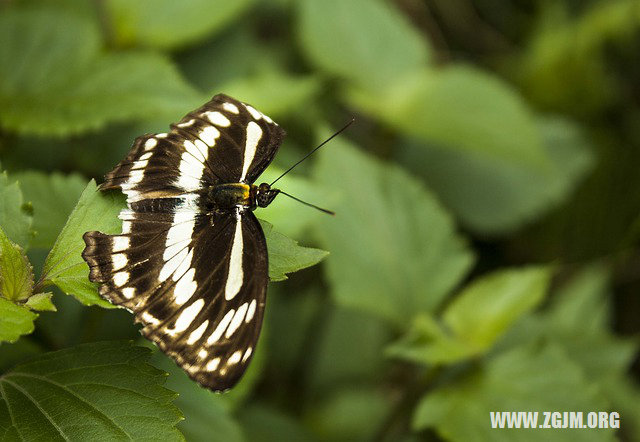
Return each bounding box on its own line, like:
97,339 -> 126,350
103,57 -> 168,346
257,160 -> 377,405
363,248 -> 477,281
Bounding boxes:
0,0 -> 639,441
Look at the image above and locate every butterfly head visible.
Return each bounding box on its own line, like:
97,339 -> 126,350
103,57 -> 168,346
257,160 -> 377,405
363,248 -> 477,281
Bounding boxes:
256,183 -> 280,208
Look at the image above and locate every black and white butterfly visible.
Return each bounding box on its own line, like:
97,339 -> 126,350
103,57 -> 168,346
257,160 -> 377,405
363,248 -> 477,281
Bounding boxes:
82,94 -> 289,391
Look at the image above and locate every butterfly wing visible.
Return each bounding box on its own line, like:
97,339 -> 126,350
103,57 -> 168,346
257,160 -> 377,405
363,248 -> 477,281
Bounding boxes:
101,94 -> 285,203
178,94 -> 286,185
83,205 -> 267,391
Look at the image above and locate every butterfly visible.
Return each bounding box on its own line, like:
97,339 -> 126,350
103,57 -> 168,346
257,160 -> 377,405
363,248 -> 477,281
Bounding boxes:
82,94 -> 288,391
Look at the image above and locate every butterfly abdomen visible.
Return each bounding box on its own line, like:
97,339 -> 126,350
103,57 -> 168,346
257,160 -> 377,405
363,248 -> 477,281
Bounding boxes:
130,197 -> 192,213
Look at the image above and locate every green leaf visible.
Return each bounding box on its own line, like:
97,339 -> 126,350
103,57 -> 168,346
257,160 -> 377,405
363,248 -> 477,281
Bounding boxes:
12,172 -> 86,249
219,69 -> 322,118
0,341 -> 184,441
544,265 -> 637,382
0,9 -> 202,136
106,0 -> 255,50
0,171 -> 32,248
24,292 -> 56,312
0,298 -> 37,344
493,264 -> 640,437
0,227 -> 34,302
178,24 -> 266,93
42,180 -> 125,308
314,132 -> 474,326
387,267 -> 551,365
261,220 -> 329,282
500,264 -> 638,382
546,264 -> 611,336
443,266 -> 551,352
349,66 -> 549,169
603,376 -> 640,441
398,116 -> 594,234
516,1 -> 639,115
543,266 -> 640,438
414,345 -> 611,441
386,314 -> 478,366
298,0 -> 430,90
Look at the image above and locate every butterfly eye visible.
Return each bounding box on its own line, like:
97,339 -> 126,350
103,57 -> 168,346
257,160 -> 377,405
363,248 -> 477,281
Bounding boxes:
257,187 -> 279,208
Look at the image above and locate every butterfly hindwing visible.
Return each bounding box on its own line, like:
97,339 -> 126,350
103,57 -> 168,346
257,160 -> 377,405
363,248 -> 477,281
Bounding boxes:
83,203 -> 267,390
146,210 -> 267,390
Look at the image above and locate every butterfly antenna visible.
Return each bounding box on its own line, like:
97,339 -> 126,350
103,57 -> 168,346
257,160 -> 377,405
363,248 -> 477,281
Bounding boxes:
279,190 -> 335,216
269,118 -> 355,187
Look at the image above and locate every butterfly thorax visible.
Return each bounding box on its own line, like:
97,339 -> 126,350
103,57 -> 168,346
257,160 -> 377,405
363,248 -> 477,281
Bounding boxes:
207,182 -> 279,211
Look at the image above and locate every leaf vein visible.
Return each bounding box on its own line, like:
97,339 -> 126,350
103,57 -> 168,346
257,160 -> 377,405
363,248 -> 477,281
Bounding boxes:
63,382 -> 157,401
1,379 -> 67,441
0,381 -> 24,442
4,373 -> 132,439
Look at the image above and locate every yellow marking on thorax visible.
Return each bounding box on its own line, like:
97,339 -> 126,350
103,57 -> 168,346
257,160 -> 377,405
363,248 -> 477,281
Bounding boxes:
230,183 -> 251,204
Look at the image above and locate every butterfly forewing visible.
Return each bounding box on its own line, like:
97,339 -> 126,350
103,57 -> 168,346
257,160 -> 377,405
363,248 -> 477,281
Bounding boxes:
100,94 -> 284,202
83,94 -> 282,391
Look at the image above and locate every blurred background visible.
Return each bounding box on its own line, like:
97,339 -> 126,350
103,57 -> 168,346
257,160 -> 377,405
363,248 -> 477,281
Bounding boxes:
1,0 -> 639,440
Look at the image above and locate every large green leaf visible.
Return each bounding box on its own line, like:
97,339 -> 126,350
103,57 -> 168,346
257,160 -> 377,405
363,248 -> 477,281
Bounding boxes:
497,264 -> 638,383
443,266 -> 551,352
106,0 -> 255,50
544,265 -> 637,381
397,117 -> 594,234
414,345 -> 612,441
387,267 -> 551,365
298,0 -> 430,90
41,181 -> 124,308
349,65 -> 549,170
385,314 -> 478,366
0,9 -> 202,136
0,341 -> 184,441
12,172 -> 86,249
219,69 -> 322,119
0,171 -> 32,248
314,132 -> 474,326
516,0 -> 640,115
178,24 -> 265,93
494,265 -> 639,436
